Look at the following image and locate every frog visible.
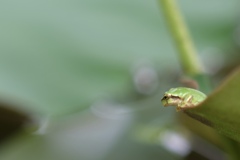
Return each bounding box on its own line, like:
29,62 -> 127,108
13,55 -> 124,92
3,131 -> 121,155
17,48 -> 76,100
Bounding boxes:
161,87 -> 206,111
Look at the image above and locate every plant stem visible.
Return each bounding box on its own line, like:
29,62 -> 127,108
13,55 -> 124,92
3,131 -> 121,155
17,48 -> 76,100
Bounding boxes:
159,0 -> 203,76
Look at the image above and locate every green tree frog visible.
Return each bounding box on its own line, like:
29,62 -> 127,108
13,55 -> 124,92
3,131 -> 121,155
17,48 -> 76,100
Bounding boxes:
161,87 -> 206,111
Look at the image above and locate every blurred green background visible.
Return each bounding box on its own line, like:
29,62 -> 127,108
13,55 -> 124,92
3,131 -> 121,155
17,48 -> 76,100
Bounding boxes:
0,0 -> 239,160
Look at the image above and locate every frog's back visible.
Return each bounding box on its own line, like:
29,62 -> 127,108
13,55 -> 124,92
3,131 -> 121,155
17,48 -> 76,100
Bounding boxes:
167,87 -> 206,101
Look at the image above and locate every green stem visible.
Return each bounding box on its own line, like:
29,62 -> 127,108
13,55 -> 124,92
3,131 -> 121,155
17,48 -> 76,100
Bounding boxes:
159,0 -> 203,76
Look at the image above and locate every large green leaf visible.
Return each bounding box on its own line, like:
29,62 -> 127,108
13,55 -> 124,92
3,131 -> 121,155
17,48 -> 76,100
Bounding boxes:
0,0 -> 237,116
185,67 -> 240,142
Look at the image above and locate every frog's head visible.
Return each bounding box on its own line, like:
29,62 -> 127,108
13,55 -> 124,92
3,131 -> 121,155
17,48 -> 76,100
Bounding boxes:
161,92 -> 182,107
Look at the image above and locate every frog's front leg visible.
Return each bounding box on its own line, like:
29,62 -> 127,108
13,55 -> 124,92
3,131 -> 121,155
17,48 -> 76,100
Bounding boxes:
176,95 -> 193,111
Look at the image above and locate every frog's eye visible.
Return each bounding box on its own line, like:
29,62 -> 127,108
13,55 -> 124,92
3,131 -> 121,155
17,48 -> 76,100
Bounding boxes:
161,96 -> 168,100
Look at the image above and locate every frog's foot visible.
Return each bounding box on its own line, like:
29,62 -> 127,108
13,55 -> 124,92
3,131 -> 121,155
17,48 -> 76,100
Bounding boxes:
176,95 -> 194,111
